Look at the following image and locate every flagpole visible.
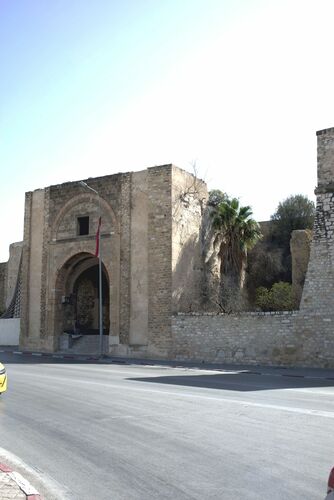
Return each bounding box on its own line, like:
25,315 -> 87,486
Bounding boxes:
79,181 -> 104,359
98,216 -> 103,358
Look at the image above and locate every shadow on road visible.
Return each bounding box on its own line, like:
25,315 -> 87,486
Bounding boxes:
127,373 -> 334,392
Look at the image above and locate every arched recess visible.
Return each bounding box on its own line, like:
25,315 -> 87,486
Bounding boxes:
51,192 -> 119,241
52,252 -> 111,340
46,190 -> 121,350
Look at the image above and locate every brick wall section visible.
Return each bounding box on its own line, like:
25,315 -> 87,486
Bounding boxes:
147,165 -> 173,356
119,173 -> 131,344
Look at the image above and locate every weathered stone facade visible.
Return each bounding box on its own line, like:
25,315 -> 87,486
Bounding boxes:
16,164 -> 206,356
1,126 -> 334,367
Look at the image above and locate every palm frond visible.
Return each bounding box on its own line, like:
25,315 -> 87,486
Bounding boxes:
210,197 -> 262,276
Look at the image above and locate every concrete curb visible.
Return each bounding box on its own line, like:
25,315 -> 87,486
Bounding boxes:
0,349 -> 99,361
0,462 -> 41,499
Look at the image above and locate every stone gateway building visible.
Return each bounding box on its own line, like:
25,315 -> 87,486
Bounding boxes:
16,165 -> 206,357
1,127 -> 334,367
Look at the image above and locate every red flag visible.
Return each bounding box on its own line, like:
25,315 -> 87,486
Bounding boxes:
95,217 -> 101,257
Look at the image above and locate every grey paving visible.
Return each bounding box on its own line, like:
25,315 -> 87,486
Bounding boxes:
0,353 -> 332,499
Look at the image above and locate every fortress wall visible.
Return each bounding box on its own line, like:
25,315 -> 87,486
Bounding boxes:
299,128 -> 334,314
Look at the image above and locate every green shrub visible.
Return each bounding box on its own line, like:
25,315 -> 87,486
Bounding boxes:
255,282 -> 294,311
255,287 -> 270,310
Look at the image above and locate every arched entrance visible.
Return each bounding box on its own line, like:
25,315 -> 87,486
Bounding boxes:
72,265 -> 109,334
53,252 -> 110,342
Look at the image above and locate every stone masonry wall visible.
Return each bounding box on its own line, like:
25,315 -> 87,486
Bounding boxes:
299,128 -> 334,315
286,127 -> 334,368
21,189 -> 46,349
147,165 -> 173,357
172,311 -> 334,368
129,170 -> 149,347
172,313 -> 299,366
300,190 -> 334,312
119,173 -> 131,345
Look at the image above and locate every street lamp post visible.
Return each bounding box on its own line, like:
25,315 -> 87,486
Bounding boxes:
79,181 -> 104,358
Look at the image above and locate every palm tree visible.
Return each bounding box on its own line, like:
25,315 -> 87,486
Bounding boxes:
211,198 -> 262,295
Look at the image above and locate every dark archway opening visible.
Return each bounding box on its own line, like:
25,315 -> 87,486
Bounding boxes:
63,264 -> 110,335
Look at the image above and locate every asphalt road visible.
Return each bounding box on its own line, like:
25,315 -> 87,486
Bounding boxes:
0,353 -> 333,500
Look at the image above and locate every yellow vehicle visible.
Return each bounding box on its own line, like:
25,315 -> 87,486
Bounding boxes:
0,363 -> 7,394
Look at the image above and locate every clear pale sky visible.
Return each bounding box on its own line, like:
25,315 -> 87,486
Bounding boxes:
1,0 -> 334,262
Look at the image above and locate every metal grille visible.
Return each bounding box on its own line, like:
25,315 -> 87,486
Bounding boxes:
1,255 -> 22,319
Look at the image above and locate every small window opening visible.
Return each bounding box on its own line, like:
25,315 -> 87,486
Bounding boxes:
77,216 -> 89,236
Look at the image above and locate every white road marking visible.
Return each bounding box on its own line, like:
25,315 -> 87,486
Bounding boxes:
9,471 -> 39,495
0,446 -> 71,500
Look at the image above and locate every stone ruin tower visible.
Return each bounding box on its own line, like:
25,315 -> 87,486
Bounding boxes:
295,127 -> 334,366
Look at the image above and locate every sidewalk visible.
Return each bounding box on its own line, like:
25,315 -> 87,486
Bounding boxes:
0,463 -> 41,499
